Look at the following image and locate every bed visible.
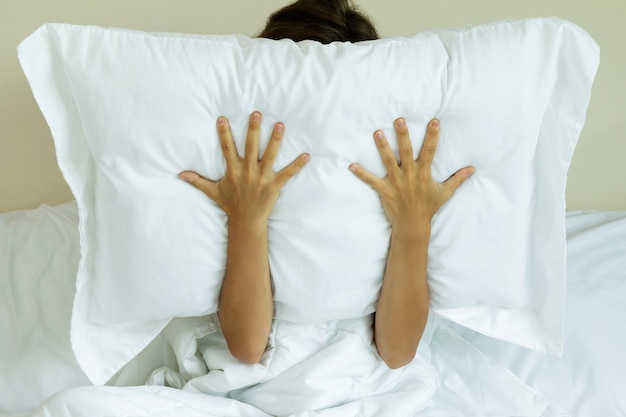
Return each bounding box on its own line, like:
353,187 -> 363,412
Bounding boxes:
2,17 -> 625,417
2,202 -> 625,416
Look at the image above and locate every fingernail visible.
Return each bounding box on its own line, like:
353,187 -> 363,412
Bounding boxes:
466,168 -> 475,178
303,153 -> 310,162
430,119 -> 439,129
349,164 -> 358,172
178,173 -> 190,182
395,118 -> 405,128
374,130 -> 384,141
275,122 -> 284,133
251,111 -> 261,121
217,117 -> 226,126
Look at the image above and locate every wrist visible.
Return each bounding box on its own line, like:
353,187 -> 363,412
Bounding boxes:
390,219 -> 431,243
227,216 -> 268,236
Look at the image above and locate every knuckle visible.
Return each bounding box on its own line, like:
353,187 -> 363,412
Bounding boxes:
367,179 -> 380,190
188,178 -> 201,189
229,170 -> 241,183
361,174 -> 374,185
260,174 -> 273,188
384,155 -> 397,166
355,171 -> 367,181
416,168 -> 430,182
423,144 -> 437,155
381,187 -> 396,201
400,148 -> 413,159
265,151 -> 276,161
268,134 -> 283,151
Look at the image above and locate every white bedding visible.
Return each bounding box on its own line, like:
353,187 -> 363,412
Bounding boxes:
449,210 -> 626,416
0,203 -> 90,413
20,317 -> 568,417
17,19 -> 600,386
2,203 -> 625,416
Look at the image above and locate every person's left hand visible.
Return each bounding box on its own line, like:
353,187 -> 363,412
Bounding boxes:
349,117 -> 474,229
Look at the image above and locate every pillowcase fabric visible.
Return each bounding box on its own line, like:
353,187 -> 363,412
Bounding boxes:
18,18 -> 599,384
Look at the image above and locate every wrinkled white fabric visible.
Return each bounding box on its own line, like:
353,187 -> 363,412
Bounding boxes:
424,320 -> 569,417
26,317 -> 566,417
0,202 -> 90,415
447,210 -> 626,417
153,315 -> 437,416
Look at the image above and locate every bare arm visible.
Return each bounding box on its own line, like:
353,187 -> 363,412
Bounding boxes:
179,112 -> 309,363
374,220 -> 431,369
218,219 -> 273,363
350,118 -> 473,368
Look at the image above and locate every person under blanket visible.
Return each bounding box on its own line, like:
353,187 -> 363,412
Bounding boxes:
178,0 -> 473,371
171,0 -> 474,414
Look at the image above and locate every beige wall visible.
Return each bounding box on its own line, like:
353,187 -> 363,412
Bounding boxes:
1,0 -> 624,212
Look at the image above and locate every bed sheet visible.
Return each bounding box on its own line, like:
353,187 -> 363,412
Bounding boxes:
1,205 -> 625,416
0,202 -> 90,414
0,203 -> 170,416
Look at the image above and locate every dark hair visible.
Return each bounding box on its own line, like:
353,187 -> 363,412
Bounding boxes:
258,0 -> 379,44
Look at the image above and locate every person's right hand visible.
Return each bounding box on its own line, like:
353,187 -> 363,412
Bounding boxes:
179,112 -> 310,226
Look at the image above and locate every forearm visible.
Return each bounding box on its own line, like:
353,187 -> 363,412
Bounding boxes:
218,220 -> 273,363
351,117 -> 472,369
374,220 -> 431,369
181,113 -> 307,364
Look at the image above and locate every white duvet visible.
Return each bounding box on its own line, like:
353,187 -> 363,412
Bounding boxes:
30,316 -> 566,417
3,204 -> 626,416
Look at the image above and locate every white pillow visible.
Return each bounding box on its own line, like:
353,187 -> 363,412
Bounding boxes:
0,202 -> 90,414
18,18 -> 599,384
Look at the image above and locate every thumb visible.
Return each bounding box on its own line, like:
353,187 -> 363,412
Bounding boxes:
179,171 -> 218,200
442,166 -> 475,198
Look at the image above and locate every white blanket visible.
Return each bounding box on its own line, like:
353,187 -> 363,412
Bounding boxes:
28,315 -> 566,417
